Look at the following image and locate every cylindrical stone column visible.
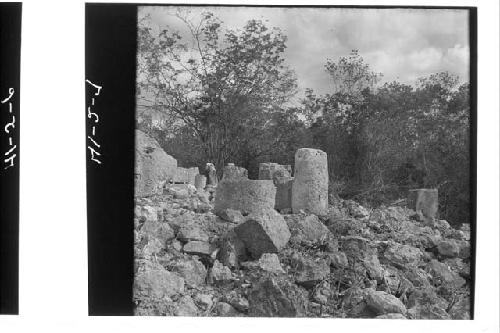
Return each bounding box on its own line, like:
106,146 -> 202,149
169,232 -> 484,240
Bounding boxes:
292,148 -> 328,215
407,189 -> 438,221
214,179 -> 276,215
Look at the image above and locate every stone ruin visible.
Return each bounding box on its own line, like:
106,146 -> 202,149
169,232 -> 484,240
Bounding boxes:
214,179 -> 276,216
173,166 -> 199,185
258,162 -> 293,212
194,174 -> 206,191
135,130 -> 201,196
291,148 -> 328,216
135,129 -> 177,197
407,188 -> 439,222
205,163 -> 218,186
258,162 -> 292,180
222,163 -> 248,180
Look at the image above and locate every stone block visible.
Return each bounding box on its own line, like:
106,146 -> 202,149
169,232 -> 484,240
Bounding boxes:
214,179 -> 276,215
291,148 -> 328,216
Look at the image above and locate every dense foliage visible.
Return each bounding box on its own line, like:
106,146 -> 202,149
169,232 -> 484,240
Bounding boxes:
137,12 -> 471,226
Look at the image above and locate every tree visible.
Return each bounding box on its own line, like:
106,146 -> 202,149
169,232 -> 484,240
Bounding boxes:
325,49 -> 382,103
137,10 -> 298,172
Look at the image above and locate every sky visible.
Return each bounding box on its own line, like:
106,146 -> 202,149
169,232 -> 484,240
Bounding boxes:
139,6 -> 470,98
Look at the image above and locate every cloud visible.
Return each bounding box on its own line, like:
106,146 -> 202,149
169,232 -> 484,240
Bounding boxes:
140,6 -> 471,96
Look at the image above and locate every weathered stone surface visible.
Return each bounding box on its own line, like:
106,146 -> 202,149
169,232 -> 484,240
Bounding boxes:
258,253 -> 285,274
140,221 -> 175,243
345,200 -> 370,219
457,240 -> 471,259
292,148 -> 328,216
363,253 -> 384,281
135,130 -> 177,197
274,176 -> 293,211
292,255 -> 330,289
287,214 -> 330,244
214,179 -> 276,215
437,239 -> 460,258
209,260 -> 233,283
194,174 -> 207,191
258,162 -> 292,180
228,294 -> 249,313
217,208 -> 244,224
175,295 -> 198,316
383,242 -> 423,268
365,289 -> 407,315
171,257 -> 207,287
217,230 -> 247,268
134,268 -> 184,299
248,276 -> 308,317
168,186 -> 189,199
407,189 -> 438,221
234,210 -> 291,259
426,259 -> 466,289
183,241 -> 215,256
375,313 -> 407,319
178,223 -> 209,243
194,293 -> 213,310
222,164 -> 248,180
205,163 -> 218,186
135,205 -> 159,223
215,302 -> 239,316
328,251 -> 349,268
173,166 -> 199,185
448,296 -> 471,320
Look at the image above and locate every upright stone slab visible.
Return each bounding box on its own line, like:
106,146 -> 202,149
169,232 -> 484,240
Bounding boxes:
214,179 -> 276,215
275,176 -> 293,211
135,130 -> 177,197
222,164 -> 248,180
407,189 -> 438,221
291,148 -> 328,216
194,174 -> 207,191
206,163 -> 218,186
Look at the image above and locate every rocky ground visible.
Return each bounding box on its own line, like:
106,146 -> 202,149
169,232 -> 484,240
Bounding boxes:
133,184 -> 471,319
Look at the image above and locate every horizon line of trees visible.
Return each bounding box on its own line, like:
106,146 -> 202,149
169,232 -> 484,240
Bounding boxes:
137,10 -> 471,226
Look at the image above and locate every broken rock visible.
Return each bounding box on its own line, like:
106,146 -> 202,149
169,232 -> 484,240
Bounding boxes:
257,253 -> 285,274
286,214 -> 330,244
217,208 -> 244,224
365,289 -> 407,315
436,239 -> 460,258
292,255 -> 330,289
217,230 -> 247,268
248,276 -> 308,317
177,223 -> 209,243
234,209 -> 291,259
134,268 -> 184,299
183,241 -> 215,257
171,257 -> 207,287
209,260 -> 233,283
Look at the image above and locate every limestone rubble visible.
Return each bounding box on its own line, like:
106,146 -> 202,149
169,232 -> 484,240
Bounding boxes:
133,185 -> 471,318
133,137 -> 471,319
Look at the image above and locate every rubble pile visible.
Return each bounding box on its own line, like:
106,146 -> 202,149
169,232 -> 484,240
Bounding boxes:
133,137 -> 471,319
133,188 -> 471,319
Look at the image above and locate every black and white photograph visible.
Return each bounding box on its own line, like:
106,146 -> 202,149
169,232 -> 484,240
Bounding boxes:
130,5 -> 475,319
